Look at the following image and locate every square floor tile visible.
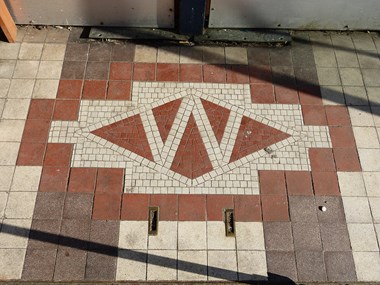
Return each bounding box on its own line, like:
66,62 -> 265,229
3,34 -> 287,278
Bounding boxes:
342,197 -> 373,223
289,196 -> 318,222
0,78 -> 10,98
2,99 -> 30,119
325,105 -> 351,125
207,221 -> 235,250
0,166 -> 14,191
292,222 -> 322,251
369,197 -> 380,223
116,249 -> 147,281
358,149 -> 380,171
0,218 -> 32,248
0,142 -> 20,165
0,43 -> 20,60
13,61 -> 39,79
363,172 -> 380,196
315,196 -> 346,223
329,126 -> 356,148
320,223 -> 351,251
18,43 -> 43,60
120,194 -> 148,220
362,68 -> 380,87
119,221 -> 148,250
178,221 -> 206,250
11,166 -> 42,192
33,192 -> 65,219
0,60 -> 16,78
109,62 -> 132,80
0,119 -> 25,142
134,45 -> 157,62
203,64 -> 226,83
0,192 -> 8,217
7,79 -> 35,98
27,98 -> 54,120
28,219 -> 61,249
32,79 -> 59,99
208,250 -> 238,281
348,223 -> 378,251
324,251 -> 357,281
68,167 -> 97,193
353,252 -> 380,281
0,248 -> 26,279
340,68 -> 364,86
312,171 -> 340,196
22,248 -> 57,281
225,47 -> 248,65
17,142 -> 46,166
147,250 -> 177,281
266,251 -> 297,282
64,43 -> 89,61
43,143 -> 73,167
21,119 -> 50,143
237,250 -> 267,281
349,106 -> 375,126
107,81 -> 131,100
259,170 -> 286,195
89,220 -> 119,249
333,148 -> 362,172
261,194 -> 289,221
150,194 -> 178,221
202,46 -> 225,64
178,250 -> 207,281
295,250 -> 327,282
309,148 -> 336,172
179,46 -> 203,64
178,195 -> 206,221
263,222 -> 294,251
82,80 -> 107,99
338,172 -> 366,196
60,61 -> 86,79
317,67 -> 341,85
236,222 -> 265,250
37,61 -> 63,79
320,86 -> 345,105
367,87 -> 380,106
344,86 -> 369,106
285,171 -> 313,195
41,43 -> 66,60
92,193 -> 121,220
234,195 -> 261,221
148,221 -> 177,250
353,126 -> 379,148
53,99 -> 80,121
54,247 -> 86,281
5,192 -> 37,218
111,42 -> 135,61
63,193 -> 93,219
179,64 -> 202,82
157,46 -> 179,63
85,252 -> 117,280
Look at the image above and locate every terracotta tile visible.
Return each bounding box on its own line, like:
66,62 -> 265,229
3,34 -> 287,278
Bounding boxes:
27,99 -> 55,120
178,194 -> 206,221
63,193 -> 93,219
64,43 -> 89,61
150,194 -> 178,221
88,42 -> 112,62
44,143 -> 73,167
261,195 -> 289,222
226,65 -> 249,83
203,64 -> 226,83
33,192 -> 65,219
298,85 -> 323,105
121,194 -> 149,220
22,119 -> 50,143
96,168 -> 124,194
333,148 -> 362,171
60,61 -> 86,80
250,84 -> 275,103
57,80 -> 82,99
68,168 -> 97,193
111,43 -> 135,61
85,61 -> 109,80
53,99 -> 80,121
179,64 -> 202,82
325,106 -> 351,126
275,85 -> 299,104
17,142 -> 46,166
156,63 -> 179,81
329,126 -> 356,148
302,105 -> 327,125
312,171 -> 340,196
109,62 -> 132,80
249,65 -> 272,84
285,171 -> 313,195
92,193 -> 121,220
39,166 -> 70,192
206,195 -> 234,221
133,63 -> 155,81
107,81 -> 131,100
259,170 -> 286,195
234,195 -> 262,221
82,80 -> 107,100
309,148 -> 336,172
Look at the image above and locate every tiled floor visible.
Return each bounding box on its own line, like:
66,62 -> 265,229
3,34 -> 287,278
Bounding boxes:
0,26 -> 379,282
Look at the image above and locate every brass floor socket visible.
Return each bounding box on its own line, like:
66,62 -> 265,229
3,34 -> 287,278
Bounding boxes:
224,209 -> 235,237
148,207 -> 159,235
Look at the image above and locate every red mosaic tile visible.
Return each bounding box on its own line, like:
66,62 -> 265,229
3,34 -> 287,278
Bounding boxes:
234,195 -> 261,222
249,65 -> 272,84
53,99 -> 80,121
259,170 -> 286,195
275,85 -> 299,104
150,194 -> 178,221
226,65 -> 249,83
203,64 -> 226,83
133,63 -> 156,81
57,80 -> 83,99
109,62 -> 132,80
298,86 -> 323,105
302,105 -> 327,126
96,168 -> 124,194
170,114 -> 213,179
92,114 -> 154,161
333,148 -> 362,172
68,168 -> 97,193
92,193 -> 121,220
250,84 -> 275,104
179,64 -> 202,82
43,143 -> 73,167
27,99 -> 55,120
39,166 -> 70,192
329,126 -> 356,149
156,63 -> 179,82
285,171 -> 313,195
152,98 -> 182,143
201,98 -> 230,144
309,148 -> 336,172
207,195 -> 234,221
107,81 -> 131,100
17,143 -> 46,166
82,80 -> 107,100
312,171 -> 340,196
121,194 -> 149,220
325,106 -> 351,126
22,120 -> 50,143
230,116 -> 291,163
261,194 -> 289,221
178,194 -> 206,221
